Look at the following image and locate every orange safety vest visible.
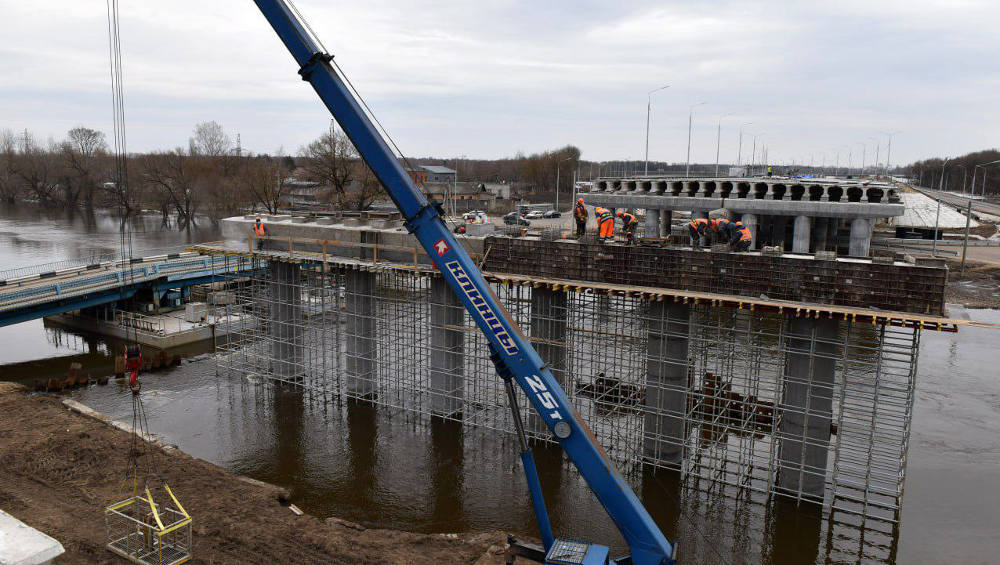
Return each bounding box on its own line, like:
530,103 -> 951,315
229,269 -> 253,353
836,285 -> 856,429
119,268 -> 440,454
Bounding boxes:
253,222 -> 266,236
689,218 -> 708,229
596,207 -> 614,223
574,203 -> 588,221
712,218 -> 730,232
620,212 -> 637,229
738,226 -> 752,241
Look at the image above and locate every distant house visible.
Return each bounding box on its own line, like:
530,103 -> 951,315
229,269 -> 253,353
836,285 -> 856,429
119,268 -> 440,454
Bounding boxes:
405,165 -> 456,186
280,178 -> 322,207
421,182 -> 496,212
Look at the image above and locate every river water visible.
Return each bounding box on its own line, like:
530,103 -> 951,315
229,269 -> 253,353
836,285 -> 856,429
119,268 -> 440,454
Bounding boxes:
1,203 -> 997,564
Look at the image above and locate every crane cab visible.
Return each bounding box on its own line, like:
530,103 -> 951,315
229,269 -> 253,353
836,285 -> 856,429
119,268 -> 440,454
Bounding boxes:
546,538 -> 611,565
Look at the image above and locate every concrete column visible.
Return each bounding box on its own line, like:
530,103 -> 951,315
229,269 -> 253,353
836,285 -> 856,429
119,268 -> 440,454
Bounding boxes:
269,261 -> 303,382
792,216 -> 812,254
810,217 -> 828,252
741,213 -> 758,249
345,269 -> 377,398
645,209 -> 661,238
430,277 -> 464,418
530,287 -> 568,386
772,216 -> 789,250
643,301 -> 690,465
848,218 -> 872,257
659,210 -> 671,239
825,219 -> 840,252
777,317 -> 839,501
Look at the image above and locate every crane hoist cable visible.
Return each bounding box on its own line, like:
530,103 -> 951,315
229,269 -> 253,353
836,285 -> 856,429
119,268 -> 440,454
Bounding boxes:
103,8 -> 191,558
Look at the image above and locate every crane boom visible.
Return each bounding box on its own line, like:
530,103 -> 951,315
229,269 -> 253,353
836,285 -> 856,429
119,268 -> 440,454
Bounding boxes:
251,2 -> 675,563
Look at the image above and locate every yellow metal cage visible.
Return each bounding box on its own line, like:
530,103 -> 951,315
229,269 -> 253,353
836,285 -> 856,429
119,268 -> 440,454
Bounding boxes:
105,485 -> 192,565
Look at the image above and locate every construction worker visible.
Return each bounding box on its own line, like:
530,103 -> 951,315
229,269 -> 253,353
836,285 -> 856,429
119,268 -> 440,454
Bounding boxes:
574,198 -> 588,239
595,206 -> 614,243
616,210 -> 638,245
251,216 -> 268,250
688,217 -> 709,248
710,217 -> 732,244
732,221 -> 753,252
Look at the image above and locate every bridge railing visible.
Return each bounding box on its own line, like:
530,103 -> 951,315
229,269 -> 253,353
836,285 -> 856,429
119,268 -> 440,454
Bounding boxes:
0,244 -> 193,283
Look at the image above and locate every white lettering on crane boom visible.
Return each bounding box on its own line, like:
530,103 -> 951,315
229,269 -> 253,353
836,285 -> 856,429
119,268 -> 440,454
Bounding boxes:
525,374 -> 564,422
444,260 -> 519,356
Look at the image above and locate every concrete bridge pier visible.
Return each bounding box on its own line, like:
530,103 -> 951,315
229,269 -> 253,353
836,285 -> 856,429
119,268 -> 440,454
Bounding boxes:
659,210 -> 671,239
777,316 -> 839,501
269,261 -> 303,383
430,276 -> 464,418
643,301 -> 690,465
792,216 -> 812,254
849,218 -> 873,257
741,214 -> 759,249
645,209 -> 661,238
772,216 -> 789,250
345,269 -> 377,398
529,286 -> 568,433
825,220 -> 841,252
810,217 -> 828,252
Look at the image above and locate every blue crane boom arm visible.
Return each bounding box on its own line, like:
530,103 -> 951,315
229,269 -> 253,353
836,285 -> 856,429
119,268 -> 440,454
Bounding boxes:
252,2 -> 674,563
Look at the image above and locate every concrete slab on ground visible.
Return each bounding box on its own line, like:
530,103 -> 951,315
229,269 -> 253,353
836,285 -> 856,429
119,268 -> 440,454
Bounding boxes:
0,508 -> 64,565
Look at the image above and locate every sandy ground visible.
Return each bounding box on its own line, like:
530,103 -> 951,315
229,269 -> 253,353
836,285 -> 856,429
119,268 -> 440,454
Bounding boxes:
0,382 -> 504,564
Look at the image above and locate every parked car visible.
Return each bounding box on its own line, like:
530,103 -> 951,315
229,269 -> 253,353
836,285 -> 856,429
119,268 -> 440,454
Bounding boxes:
503,212 -> 531,226
543,210 -> 561,218
524,210 -> 545,219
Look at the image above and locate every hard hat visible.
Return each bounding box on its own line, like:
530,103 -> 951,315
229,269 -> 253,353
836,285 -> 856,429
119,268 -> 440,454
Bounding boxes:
616,210 -> 623,217
577,198 -> 584,204
255,216 -> 261,221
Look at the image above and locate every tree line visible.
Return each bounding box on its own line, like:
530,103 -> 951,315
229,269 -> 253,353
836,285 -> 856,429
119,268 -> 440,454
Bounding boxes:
903,149 -> 1000,196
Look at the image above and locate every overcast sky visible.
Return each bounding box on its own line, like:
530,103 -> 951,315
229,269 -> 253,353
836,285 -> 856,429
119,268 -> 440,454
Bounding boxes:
2,1 -> 998,167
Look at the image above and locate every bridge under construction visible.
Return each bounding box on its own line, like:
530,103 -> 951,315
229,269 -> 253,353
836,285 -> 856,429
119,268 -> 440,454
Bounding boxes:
183,211 -> 970,561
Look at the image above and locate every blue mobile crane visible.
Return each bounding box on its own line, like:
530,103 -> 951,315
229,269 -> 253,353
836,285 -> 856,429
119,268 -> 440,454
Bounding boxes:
252,2 -> 677,563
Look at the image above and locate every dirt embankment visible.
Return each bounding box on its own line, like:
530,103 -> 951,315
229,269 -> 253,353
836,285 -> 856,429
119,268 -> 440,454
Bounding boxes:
0,383 -> 503,564
944,259 -> 1000,309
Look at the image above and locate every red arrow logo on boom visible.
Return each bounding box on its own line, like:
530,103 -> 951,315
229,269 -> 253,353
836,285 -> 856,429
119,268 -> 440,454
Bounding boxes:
434,239 -> 449,256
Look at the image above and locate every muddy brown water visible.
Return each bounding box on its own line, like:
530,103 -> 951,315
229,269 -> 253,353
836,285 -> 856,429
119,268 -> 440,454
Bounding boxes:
2,204 -> 999,564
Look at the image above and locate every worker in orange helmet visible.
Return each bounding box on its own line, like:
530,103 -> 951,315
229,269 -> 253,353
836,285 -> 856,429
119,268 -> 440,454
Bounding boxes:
616,210 -> 638,245
595,206 -> 614,243
731,221 -> 753,252
710,217 -> 732,244
688,217 -> 709,248
573,198 -> 588,239
251,216 -> 269,250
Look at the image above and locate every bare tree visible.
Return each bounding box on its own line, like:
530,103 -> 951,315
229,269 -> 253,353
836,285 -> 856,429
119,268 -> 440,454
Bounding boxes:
240,156 -> 287,214
14,130 -> 60,203
191,121 -> 232,157
0,129 -> 18,203
60,127 -> 109,208
141,149 -> 199,223
299,129 -> 358,208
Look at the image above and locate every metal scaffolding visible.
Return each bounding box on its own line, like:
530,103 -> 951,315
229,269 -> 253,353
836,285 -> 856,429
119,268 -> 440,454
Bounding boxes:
209,251 -> 920,555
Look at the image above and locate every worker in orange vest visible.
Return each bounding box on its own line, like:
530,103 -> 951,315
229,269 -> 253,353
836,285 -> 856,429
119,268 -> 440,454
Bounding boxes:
731,221 -> 753,252
688,217 -> 709,248
616,210 -> 638,245
595,206 -> 614,243
710,217 -> 732,244
574,198 -> 588,239
251,216 -> 268,250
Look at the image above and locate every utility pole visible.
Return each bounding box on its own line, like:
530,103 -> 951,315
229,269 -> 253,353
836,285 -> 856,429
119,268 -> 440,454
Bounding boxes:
555,156 -> 572,212
686,102 -> 706,177
715,112 -> 733,176
932,158 -> 949,257
644,85 -> 670,176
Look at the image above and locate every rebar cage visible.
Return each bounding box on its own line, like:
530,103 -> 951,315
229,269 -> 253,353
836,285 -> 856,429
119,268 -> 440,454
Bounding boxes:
210,252 -> 920,559
105,487 -> 192,565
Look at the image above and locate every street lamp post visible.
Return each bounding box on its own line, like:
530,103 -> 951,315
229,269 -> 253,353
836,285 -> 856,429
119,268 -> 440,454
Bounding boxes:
932,158 -> 950,257
555,156 -> 572,212
881,130 -> 901,177
868,136 -> 880,178
715,112 -> 734,176
856,142 -> 866,176
736,122 -> 752,174
963,159 -> 1000,272
686,102 -> 706,177
644,85 -> 670,176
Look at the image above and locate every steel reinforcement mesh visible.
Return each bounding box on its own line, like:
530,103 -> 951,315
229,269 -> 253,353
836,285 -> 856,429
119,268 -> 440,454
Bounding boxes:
210,254 -> 919,561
